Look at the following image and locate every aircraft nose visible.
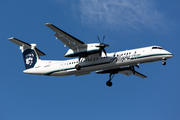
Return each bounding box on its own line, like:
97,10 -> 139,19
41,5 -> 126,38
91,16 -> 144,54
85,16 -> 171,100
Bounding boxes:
170,53 -> 173,58
167,52 -> 173,58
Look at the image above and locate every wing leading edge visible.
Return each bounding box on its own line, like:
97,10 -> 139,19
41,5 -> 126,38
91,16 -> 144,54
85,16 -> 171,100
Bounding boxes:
45,23 -> 87,50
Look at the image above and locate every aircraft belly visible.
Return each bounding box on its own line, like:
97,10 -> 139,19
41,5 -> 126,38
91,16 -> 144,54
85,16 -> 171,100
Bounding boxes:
49,71 -> 67,76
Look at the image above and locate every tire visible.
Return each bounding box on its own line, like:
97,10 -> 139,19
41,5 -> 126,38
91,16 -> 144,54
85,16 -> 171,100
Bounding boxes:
75,64 -> 81,70
106,81 -> 112,87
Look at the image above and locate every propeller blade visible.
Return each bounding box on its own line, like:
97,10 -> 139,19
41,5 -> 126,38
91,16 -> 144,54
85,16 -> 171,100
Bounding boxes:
102,48 -> 107,56
99,49 -> 102,56
97,36 -> 101,43
102,35 -> 105,43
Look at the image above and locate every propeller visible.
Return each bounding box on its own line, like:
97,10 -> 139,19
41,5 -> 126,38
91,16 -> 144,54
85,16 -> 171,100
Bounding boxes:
96,35 -> 109,56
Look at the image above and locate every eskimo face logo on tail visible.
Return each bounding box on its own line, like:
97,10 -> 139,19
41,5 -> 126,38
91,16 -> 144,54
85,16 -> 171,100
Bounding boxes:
23,49 -> 37,69
25,53 -> 34,65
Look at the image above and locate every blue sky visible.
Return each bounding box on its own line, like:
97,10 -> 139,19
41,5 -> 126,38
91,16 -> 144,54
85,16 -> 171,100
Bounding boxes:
1,0 -> 180,120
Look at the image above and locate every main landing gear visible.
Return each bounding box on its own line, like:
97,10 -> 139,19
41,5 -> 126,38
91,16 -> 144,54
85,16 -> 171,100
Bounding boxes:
75,64 -> 81,70
106,73 -> 116,87
75,56 -> 82,70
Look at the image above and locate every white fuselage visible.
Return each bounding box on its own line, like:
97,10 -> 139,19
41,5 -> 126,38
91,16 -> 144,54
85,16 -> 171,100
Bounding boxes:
23,46 -> 173,76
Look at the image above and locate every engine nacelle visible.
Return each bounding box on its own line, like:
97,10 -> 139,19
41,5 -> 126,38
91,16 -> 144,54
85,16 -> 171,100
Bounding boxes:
64,43 -> 100,57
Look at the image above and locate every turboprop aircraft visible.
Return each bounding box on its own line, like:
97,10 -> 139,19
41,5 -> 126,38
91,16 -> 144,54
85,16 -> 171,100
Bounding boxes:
8,23 -> 173,87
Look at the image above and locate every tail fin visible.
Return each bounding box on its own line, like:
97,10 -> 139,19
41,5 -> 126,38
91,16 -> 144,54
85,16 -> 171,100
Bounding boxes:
8,37 -> 46,69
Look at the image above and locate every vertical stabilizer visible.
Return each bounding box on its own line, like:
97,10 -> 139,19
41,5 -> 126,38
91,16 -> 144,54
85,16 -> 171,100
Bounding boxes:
21,44 -> 38,69
8,37 -> 46,69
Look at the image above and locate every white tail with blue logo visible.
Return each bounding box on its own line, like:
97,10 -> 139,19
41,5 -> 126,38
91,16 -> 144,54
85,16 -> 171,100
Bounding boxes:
8,37 -> 46,69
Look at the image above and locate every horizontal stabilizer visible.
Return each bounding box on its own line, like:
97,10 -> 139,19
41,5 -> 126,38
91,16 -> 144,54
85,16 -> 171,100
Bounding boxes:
8,37 -> 46,56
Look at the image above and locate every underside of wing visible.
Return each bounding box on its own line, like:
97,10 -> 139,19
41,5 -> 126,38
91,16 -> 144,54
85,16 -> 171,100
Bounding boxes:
96,66 -> 147,78
119,70 -> 147,78
45,23 -> 87,50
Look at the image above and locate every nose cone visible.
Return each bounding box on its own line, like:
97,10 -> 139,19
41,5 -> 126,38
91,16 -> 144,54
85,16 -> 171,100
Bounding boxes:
166,52 -> 173,59
170,53 -> 173,58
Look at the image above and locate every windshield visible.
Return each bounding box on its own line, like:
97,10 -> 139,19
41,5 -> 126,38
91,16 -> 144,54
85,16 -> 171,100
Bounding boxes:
152,47 -> 164,50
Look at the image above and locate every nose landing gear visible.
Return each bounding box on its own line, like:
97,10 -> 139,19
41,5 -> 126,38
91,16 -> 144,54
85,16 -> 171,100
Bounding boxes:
162,60 -> 166,66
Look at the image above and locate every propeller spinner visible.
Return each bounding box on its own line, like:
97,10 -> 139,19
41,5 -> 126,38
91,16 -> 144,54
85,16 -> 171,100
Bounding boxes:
96,35 -> 109,56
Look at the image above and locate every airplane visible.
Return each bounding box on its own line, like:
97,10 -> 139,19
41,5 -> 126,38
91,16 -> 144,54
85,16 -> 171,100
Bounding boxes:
8,23 -> 173,87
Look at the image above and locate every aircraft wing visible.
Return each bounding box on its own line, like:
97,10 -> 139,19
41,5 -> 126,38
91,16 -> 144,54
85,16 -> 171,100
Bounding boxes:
119,70 -> 147,78
45,23 -> 87,50
96,67 -> 147,78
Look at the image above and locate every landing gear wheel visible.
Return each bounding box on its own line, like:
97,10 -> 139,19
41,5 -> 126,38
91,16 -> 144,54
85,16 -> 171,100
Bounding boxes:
75,64 -> 81,70
106,81 -> 113,87
162,61 -> 166,65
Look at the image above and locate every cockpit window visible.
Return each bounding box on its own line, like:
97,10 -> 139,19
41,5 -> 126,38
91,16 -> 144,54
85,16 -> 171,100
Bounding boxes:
152,47 -> 164,50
